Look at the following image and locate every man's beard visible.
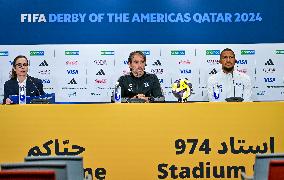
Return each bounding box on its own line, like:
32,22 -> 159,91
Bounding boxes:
223,66 -> 234,73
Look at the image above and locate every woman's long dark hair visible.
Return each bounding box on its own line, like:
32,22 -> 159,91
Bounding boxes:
10,55 -> 28,80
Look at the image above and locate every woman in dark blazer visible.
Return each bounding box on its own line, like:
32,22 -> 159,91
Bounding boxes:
3,55 -> 45,104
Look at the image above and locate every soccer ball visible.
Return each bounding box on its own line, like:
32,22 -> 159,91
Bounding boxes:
172,78 -> 192,102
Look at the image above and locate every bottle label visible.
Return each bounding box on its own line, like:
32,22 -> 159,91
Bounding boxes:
19,85 -> 26,104
114,86 -> 121,103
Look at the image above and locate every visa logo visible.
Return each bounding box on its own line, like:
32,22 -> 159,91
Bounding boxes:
101,50 -> 114,55
65,51 -> 79,55
123,60 -> 128,65
171,50 -> 185,55
30,51 -> 44,56
206,50 -> 220,55
67,70 -> 79,74
276,50 -> 284,54
241,50 -> 255,55
141,51 -> 150,55
0,51 -> 8,56
180,69 -> 191,74
159,79 -> 164,83
42,79 -> 51,84
264,78 -> 276,82
237,60 -> 248,64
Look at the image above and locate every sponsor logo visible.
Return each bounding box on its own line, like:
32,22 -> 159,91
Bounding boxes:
263,68 -> 276,73
67,69 -> 79,74
21,14 -> 46,23
276,50 -> 284,54
96,69 -> 105,75
265,59 -> 274,66
30,51 -> 44,56
179,60 -> 191,65
152,60 -> 162,66
91,92 -> 101,96
95,79 -> 107,84
38,70 -> 51,75
209,68 -> 218,75
241,50 -> 255,55
66,61 -> 79,65
62,87 -> 87,90
264,77 -> 276,83
68,92 -> 77,97
94,59 -> 107,65
101,51 -> 114,55
236,68 -> 248,74
65,51 -> 79,55
123,60 -> 128,65
0,51 -> 8,56
206,50 -> 220,55
43,87 -> 54,90
41,79 -> 51,84
68,78 -> 77,84
236,60 -> 248,65
180,69 -> 192,74
171,50 -> 185,55
141,51 -> 150,55
39,60 -> 48,66
257,91 -> 266,96
9,61 -> 13,65
206,59 -> 219,65
267,86 -> 284,89
151,69 -> 163,74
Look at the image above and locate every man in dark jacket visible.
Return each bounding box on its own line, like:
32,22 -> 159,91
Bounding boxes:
117,51 -> 164,103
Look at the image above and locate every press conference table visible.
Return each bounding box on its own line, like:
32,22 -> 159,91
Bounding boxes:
1,102 -> 284,180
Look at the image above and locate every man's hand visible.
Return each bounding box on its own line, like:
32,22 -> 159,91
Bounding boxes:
5,98 -> 13,104
135,94 -> 149,103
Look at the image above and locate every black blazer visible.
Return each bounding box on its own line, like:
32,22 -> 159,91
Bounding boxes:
3,76 -> 45,104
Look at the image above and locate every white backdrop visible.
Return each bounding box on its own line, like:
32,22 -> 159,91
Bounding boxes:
0,44 -> 284,103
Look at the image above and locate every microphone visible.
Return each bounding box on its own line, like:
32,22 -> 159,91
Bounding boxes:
225,71 -> 244,102
27,75 -> 41,96
232,71 -> 235,98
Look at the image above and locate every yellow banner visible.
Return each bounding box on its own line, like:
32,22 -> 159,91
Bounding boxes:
0,102 -> 284,179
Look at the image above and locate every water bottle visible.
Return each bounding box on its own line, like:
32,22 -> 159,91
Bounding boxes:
19,84 -> 26,104
114,82 -> 121,103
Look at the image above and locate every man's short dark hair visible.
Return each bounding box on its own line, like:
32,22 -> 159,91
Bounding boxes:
128,51 -> 146,64
220,48 -> 235,59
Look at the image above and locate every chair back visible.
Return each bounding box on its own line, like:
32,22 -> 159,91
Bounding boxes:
268,160 -> 284,180
0,162 -> 67,180
254,153 -> 284,180
25,156 -> 84,180
0,170 -> 55,180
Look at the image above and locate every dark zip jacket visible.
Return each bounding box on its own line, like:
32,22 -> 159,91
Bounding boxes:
118,72 -> 164,100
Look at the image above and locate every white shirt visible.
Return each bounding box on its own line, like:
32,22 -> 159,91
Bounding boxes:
17,77 -> 27,88
207,70 -> 252,102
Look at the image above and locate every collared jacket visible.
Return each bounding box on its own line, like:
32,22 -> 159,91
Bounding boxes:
3,76 -> 45,104
207,70 -> 252,102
